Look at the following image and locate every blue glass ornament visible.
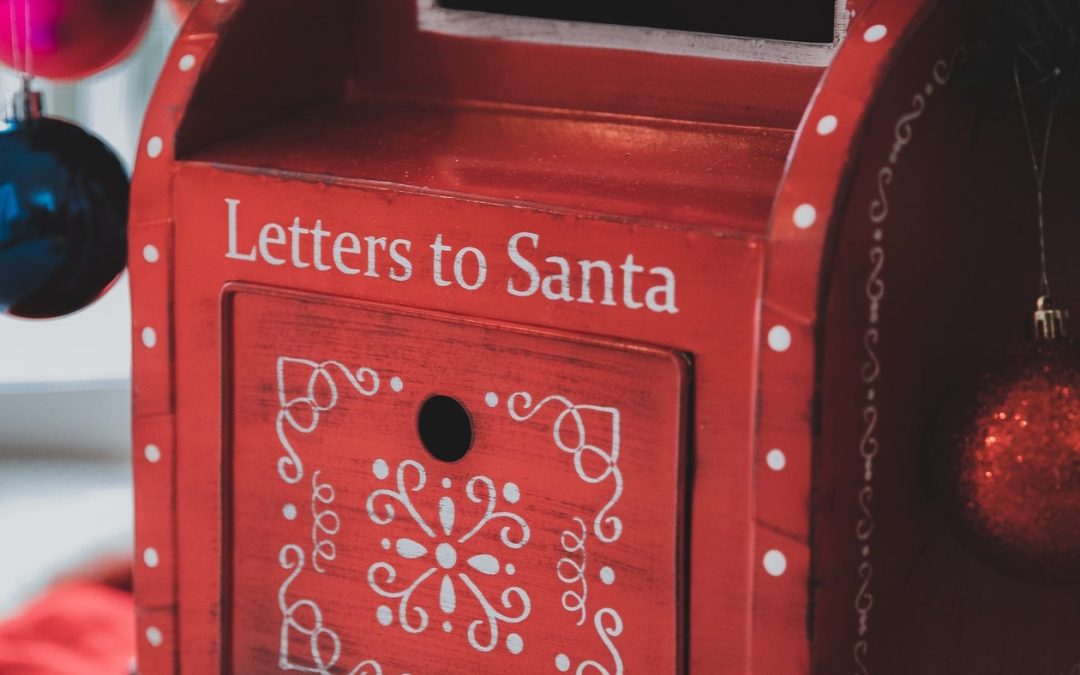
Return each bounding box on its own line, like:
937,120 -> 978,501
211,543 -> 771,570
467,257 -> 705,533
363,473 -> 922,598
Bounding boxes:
0,86 -> 127,318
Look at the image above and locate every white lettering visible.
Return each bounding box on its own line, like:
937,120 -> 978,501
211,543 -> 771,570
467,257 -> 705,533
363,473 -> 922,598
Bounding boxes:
507,231 -> 540,297
311,220 -> 332,271
258,223 -> 287,266
645,267 -> 679,314
578,260 -> 616,306
389,239 -> 413,281
332,232 -> 362,275
225,198 -> 256,261
364,236 -> 387,278
541,256 -> 573,302
288,217 -> 310,269
430,234 -> 452,287
620,254 -> 645,309
453,246 -> 487,291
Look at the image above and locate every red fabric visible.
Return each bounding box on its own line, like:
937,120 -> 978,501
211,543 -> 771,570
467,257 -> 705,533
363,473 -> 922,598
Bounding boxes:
0,583 -> 134,675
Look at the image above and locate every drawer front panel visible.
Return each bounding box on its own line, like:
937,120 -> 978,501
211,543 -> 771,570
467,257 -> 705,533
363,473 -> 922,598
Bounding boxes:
225,287 -> 688,674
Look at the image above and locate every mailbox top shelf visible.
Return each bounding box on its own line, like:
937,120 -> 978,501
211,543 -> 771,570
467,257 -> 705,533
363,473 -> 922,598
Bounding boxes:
189,98 -> 792,235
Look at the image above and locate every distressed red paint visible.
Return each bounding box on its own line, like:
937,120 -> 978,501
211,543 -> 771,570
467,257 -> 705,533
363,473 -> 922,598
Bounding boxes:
129,1 -> 1080,673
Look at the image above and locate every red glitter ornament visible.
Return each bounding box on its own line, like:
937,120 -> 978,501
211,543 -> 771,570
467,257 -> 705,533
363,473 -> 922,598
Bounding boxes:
935,300 -> 1080,584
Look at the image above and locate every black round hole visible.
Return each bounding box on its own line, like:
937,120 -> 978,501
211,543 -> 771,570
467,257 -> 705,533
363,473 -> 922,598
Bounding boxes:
417,395 -> 473,462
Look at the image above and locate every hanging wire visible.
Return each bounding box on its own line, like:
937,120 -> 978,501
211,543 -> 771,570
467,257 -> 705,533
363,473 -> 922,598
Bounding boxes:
8,0 -> 21,78
21,0 -> 30,79
1013,60 -> 1058,300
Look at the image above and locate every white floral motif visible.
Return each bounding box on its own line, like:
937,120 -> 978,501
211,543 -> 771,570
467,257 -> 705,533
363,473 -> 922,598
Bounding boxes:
366,459 -> 531,654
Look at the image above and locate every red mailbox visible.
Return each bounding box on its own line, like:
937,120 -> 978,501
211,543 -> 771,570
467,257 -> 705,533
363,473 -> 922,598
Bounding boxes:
129,1 -> 1080,673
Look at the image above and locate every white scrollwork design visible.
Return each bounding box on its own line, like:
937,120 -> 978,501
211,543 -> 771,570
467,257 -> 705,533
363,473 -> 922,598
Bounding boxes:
277,357 -> 380,484
851,46 -> 966,675
559,608 -> 625,675
367,563 -> 438,634
459,476 -> 531,549
868,168 -> 893,224
932,47 -> 967,86
311,471 -> 340,574
366,459 -> 437,539
278,545 -> 383,675
888,94 -> 926,164
853,640 -> 870,675
458,573 -> 531,653
854,562 -> 873,638
858,407 -> 879,483
366,459 -> 531,654
855,486 -> 875,543
861,329 -> 881,384
557,517 -> 590,626
866,248 -> 885,324
506,393 -> 623,543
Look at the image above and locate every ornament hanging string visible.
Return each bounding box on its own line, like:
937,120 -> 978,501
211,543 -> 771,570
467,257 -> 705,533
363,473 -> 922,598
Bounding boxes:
8,0 -> 33,93
1012,60 -> 1058,300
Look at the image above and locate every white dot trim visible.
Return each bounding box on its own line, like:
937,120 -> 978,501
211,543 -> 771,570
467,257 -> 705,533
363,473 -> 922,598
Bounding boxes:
816,114 -> 838,135
764,549 -> 788,577
863,24 -> 887,43
282,503 -> 298,520
141,327 -> 158,349
793,203 -> 817,229
144,444 -> 161,463
178,54 -> 196,71
767,325 -> 792,353
146,136 -> 164,159
145,626 -> 164,647
142,244 -> 160,263
143,547 -> 160,568
766,449 -> 786,472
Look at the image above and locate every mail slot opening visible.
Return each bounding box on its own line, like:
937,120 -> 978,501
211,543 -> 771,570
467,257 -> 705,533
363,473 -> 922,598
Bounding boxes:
436,0 -> 836,43
418,394 -> 473,462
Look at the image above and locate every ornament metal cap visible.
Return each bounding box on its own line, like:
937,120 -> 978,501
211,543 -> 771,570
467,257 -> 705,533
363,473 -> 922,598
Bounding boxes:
8,77 -> 42,123
1033,295 -> 1068,340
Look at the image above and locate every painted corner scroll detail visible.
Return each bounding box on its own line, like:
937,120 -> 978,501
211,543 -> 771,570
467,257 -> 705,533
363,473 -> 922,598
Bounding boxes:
366,458 -> 532,655
501,390 -> 625,672
275,356 -> 387,673
278,545 -> 383,675
506,393 -> 624,543
276,358 -> 380,484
